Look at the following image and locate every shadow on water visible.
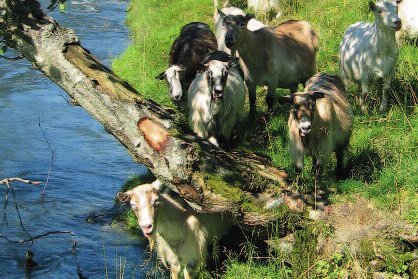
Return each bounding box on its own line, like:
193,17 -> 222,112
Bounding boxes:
0,0 -> 151,278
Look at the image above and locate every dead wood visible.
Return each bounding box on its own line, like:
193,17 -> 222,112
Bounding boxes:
0,0 -> 294,232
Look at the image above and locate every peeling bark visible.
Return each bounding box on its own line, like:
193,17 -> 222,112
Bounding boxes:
0,0 -> 291,231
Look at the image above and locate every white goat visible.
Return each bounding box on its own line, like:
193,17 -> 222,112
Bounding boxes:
248,0 -> 282,20
398,0 -> 418,39
188,51 -> 246,147
219,10 -> 318,115
278,73 -> 353,181
339,0 -> 403,111
118,180 -> 231,279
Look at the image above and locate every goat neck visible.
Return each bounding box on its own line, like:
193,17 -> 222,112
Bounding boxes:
374,23 -> 399,57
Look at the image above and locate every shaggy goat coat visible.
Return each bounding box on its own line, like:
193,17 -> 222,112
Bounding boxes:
188,52 -> 246,147
156,22 -> 217,103
280,73 -> 353,178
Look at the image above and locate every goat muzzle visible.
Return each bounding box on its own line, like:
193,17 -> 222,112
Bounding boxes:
141,224 -> 154,237
213,89 -> 223,101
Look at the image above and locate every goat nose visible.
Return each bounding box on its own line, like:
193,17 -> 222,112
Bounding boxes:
213,90 -> 223,100
141,224 -> 153,236
300,124 -> 311,136
394,19 -> 402,28
225,34 -> 234,48
172,95 -> 181,102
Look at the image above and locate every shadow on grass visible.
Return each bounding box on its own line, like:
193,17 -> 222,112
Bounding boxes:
345,145 -> 382,184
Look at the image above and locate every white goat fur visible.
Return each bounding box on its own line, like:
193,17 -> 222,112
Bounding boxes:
220,10 -> 318,115
248,0 -> 282,19
398,0 -> 418,39
118,180 -> 231,279
188,59 -> 246,147
281,73 -> 353,178
339,0 -> 403,111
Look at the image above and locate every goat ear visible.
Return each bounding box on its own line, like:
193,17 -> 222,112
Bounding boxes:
117,191 -> 132,203
312,91 -> 325,100
245,14 -> 255,22
278,95 -> 293,105
218,9 -> 227,20
155,71 -> 166,80
368,1 -> 376,12
151,180 -> 162,191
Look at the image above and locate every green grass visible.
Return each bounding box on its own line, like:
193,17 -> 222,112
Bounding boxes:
112,0 -> 418,277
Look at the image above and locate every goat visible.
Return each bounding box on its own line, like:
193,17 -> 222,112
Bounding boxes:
398,0 -> 418,39
117,180 -> 231,279
155,22 -> 217,103
248,0 -> 282,20
188,51 -> 246,147
339,0 -> 403,111
214,7 -> 246,55
278,73 -> 353,181
214,6 -> 266,56
219,10 -> 318,115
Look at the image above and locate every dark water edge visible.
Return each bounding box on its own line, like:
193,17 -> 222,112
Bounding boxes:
0,1 -> 150,278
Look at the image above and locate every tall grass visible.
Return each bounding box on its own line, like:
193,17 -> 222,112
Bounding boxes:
113,0 -> 418,277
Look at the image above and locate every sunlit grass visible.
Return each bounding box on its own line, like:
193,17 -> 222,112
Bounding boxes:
113,0 -> 418,277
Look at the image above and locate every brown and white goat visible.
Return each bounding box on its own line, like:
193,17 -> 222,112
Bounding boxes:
156,22 -> 217,104
279,73 -> 353,181
117,180 -> 231,279
219,10 -> 318,115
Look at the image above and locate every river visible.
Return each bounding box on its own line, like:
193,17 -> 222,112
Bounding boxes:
0,1 -> 149,278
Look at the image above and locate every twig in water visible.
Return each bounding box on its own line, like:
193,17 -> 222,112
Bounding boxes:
38,117 -> 56,200
0,178 -> 85,278
0,54 -> 24,60
1,177 -> 42,226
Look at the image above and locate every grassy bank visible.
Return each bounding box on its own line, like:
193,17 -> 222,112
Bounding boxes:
113,0 -> 418,277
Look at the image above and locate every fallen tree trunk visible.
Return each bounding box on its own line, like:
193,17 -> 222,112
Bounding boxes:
0,0 -> 292,231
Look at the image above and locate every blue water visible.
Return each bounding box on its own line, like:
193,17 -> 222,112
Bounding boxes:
0,1 -> 149,278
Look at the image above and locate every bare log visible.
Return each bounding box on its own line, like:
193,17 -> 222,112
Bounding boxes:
0,0 -> 291,230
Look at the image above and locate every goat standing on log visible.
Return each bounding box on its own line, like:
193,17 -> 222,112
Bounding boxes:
339,0 -> 402,111
219,10 -> 318,116
156,22 -> 217,105
279,73 -> 353,182
118,180 -> 231,279
188,51 -> 246,147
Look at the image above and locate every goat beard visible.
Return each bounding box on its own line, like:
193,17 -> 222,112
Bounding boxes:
148,234 -> 156,252
300,133 -> 309,147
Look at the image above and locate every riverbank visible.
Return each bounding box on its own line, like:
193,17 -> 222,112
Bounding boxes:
112,0 -> 418,277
